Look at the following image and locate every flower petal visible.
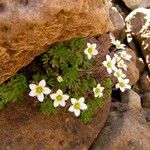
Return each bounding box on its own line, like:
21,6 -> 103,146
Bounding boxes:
60,100 -> 66,107
120,88 -> 125,92
50,93 -> 57,100
98,93 -> 103,97
57,89 -> 63,95
37,94 -> 44,102
71,98 -> 77,104
29,84 -> 37,90
106,55 -> 111,61
84,48 -> 88,55
80,103 -> 87,110
63,94 -> 69,101
115,83 -> 119,89
107,68 -> 112,74
54,101 -> 60,107
125,79 -> 129,84
43,87 -> 51,95
92,49 -> 98,55
92,43 -> 96,49
102,61 -> 107,67
74,109 -> 80,117
87,54 -> 92,60
29,90 -> 36,97
126,85 -> 131,89
87,43 -> 91,47
68,106 -> 74,112
39,79 -> 46,87
78,97 -> 85,103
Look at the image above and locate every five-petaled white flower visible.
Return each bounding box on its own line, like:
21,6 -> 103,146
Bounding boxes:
50,89 -> 69,107
68,97 -> 87,117
57,76 -> 63,82
112,40 -> 126,50
114,69 -> 126,80
115,78 -> 131,92
119,51 -> 132,61
84,43 -> 98,60
114,54 -> 121,62
117,60 -> 127,71
93,84 -> 104,98
102,55 -> 117,74
29,79 -> 51,102
110,33 -> 126,50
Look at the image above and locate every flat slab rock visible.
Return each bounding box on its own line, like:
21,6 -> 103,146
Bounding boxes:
0,96 -> 111,150
0,0 -> 113,84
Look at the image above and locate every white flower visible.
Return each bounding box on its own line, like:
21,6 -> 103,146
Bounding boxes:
114,54 -> 121,62
57,76 -> 63,82
84,43 -> 98,60
115,78 -> 131,92
68,97 -> 87,117
114,69 -> 126,80
93,84 -> 104,98
119,51 -> 132,61
102,55 -> 117,74
112,40 -> 126,50
29,79 -> 51,102
50,89 -> 69,107
109,33 -> 125,50
117,60 -> 127,71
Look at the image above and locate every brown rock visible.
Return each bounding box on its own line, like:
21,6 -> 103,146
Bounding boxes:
109,6 -> 125,39
91,102 -> 150,150
121,89 -> 142,110
125,8 -> 150,73
144,108 -> 150,122
139,72 -> 150,92
0,95 -> 111,150
0,0 -> 113,84
116,48 -> 139,85
136,57 -> 145,74
142,92 -> 150,108
123,0 -> 150,10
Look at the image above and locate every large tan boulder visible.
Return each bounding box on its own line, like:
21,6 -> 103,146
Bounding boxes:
0,0 -> 113,84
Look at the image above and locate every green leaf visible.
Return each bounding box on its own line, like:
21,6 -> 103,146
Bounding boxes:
40,99 -> 57,115
0,74 -> 28,109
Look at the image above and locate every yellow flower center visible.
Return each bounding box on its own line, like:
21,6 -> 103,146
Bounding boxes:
74,102 -> 80,110
119,82 -> 125,88
56,95 -> 62,101
36,86 -> 43,94
95,88 -> 100,94
116,72 -> 121,77
107,62 -> 112,68
88,47 -> 93,54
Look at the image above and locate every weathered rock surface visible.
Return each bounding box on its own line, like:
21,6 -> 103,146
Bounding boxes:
0,95 -> 111,150
125,8 -> 150,73
114,48 -> 139,85
86,36 -> 139,86
121,89 -> 141,110
0,0 -> 114,84
138,72 -> 150,93
109,6 -> 125,39
122,0 -> 150,10
142,92 -> 150,108
91,102 -> 150,150
144,108 -> 150,122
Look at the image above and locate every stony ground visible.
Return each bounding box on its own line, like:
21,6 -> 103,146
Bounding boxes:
0,95 -> 111,150
0,0 -> 150,150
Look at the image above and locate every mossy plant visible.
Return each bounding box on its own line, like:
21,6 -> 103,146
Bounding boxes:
0,35 -> 132,123
31,38 -> 112,122
40,98 -> 57,115
0,74 -> 28,109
